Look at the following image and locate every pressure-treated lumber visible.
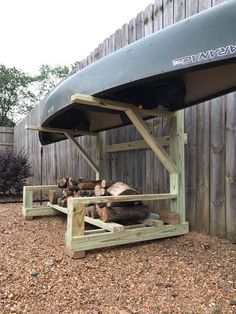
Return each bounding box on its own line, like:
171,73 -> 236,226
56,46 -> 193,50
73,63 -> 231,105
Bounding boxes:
65,198 -> 85,256
24,185 -> 58,191
71,223 -> 189,251
23,206 -> 59,217
71,94 -> 177,174
49,203 -> 68,214
69,193 -> 178,205
71,93 -> 174,118
25,125 -> 97,136
65,132 -> 99,175
169,110 -> 185,222
22,88 -> 188,257
105,134 -> 187,153
85,216 -> 124,232
126,108 -> 177,174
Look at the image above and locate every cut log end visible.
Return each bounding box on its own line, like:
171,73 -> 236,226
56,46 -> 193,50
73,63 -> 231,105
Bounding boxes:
48,189 -> 63,204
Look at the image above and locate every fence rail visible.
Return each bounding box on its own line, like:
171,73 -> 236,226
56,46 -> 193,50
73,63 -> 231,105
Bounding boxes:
14,0 -> 236,242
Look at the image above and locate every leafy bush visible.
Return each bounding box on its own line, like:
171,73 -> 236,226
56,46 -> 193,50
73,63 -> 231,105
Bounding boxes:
0,150 -> 31,195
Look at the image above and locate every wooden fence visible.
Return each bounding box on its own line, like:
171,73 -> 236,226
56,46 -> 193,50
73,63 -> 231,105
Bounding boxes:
14,0 -> 236,242
0,127 -> 14,152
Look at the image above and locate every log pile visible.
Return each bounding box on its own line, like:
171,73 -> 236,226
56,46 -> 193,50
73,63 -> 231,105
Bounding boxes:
48,178 -> 150,223
95,181 -> 150,222
49,177 -> 100,207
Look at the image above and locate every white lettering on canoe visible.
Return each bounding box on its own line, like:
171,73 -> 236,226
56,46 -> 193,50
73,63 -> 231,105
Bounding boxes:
172,44 -> 236,66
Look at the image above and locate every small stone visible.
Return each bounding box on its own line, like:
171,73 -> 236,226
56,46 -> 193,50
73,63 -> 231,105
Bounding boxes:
230,300 -> 236,306
171,292 -> 178,298
8,293 -> 14,299
201,244 -> 210,249
30,271 -> 39,277
164,283 -> 172,288
45,258 -> 55,267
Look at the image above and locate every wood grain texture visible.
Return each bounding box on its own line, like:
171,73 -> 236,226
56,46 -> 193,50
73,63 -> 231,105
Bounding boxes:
210,96 -> 226,237
72,223 -> 189,251
196,101 -> 210,233
225,92 -> 236,242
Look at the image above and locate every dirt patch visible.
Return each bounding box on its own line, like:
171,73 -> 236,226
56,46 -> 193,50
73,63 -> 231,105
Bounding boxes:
0,203 -> 235,313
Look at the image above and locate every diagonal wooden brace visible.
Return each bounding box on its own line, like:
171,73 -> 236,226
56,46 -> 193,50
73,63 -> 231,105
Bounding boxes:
71,93 -> 177,174
65,133 -> 99,174
125,109 -> 177,174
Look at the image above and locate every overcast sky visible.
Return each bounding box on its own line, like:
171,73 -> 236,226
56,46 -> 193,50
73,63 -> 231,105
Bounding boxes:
0,0 -> 152,74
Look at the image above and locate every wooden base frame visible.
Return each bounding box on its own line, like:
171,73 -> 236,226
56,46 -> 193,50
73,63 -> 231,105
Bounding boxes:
22,186 -> 188,258
23,94 -> 188,258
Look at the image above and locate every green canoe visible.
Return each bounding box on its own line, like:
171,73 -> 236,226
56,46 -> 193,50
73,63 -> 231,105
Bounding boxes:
40,1 -> 236,145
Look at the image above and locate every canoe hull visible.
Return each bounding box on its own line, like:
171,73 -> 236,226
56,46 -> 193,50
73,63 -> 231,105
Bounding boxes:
40,1 -> 236,145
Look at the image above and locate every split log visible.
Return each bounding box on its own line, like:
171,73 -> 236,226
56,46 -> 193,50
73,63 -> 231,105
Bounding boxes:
57,177 -> 68,188
78,182 -> 97,190
94,186 -> 109,197
68,185 -> 79,192
78,180 -> 103,190
98,204 -> 150,223
107,200 -> 142,207
57,196 -> 67,207
107,182 -> 137,196
95,203 -> 107,214
85,205 -> 99,219
68,177 -> 79,186
62,189 -> 73,197
48,189 -> 63,204
72,190 -> 95,197
94,184 -> 101,196
101,179 -> 114,188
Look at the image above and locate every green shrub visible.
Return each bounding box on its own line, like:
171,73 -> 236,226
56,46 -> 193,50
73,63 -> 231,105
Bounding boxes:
0,150 -> 31,195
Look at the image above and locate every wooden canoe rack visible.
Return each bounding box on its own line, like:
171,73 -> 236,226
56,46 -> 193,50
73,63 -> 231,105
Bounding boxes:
23,94 -> 189,258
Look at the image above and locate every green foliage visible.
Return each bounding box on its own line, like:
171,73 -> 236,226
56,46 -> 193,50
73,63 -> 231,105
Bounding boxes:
0,150 -> 31,195
0,63 -> 74,126
34,64 -> 71,102
0,64 -> 36,126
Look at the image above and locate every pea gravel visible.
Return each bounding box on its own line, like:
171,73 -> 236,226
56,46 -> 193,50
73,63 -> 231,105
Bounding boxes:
0,203 -> 235,314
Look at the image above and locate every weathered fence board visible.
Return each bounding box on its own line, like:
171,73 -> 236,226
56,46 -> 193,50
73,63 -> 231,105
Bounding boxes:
14,0 -> 236,242
225,93 -> 236,242
0,127 -> 14,152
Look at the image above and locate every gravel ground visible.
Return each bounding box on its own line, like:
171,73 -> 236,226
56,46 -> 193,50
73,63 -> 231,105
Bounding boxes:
0,203 -> 235,314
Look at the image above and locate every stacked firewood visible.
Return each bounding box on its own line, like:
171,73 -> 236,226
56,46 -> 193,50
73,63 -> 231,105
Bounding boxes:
94,180 -> 150,223
48,177 -> 150,223
49,177 -> 100,207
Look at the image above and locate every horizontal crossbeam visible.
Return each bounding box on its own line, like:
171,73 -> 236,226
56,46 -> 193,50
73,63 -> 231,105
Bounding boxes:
25,125 -> 97,136
105,134 -> 187,152
71,93 -> 174,118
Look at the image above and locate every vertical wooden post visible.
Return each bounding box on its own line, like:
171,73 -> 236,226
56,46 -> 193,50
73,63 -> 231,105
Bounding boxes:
22,187 -> 33,219
64,197 -> 86,259
170,110 -> 185,223
96,131 -> 106,179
